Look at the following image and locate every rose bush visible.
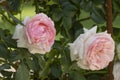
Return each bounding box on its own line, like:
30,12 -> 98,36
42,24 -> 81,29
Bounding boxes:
1,0 -> 119,79
12,13 -> 56,54
69,26 -> 115,70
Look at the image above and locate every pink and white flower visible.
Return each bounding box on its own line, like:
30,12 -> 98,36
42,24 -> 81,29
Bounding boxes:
12,13 -> 56,54
69,26 -> 115,70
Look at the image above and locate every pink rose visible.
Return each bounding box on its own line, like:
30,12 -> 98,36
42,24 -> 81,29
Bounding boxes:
69,26 -> 115,70
12,13 -> 56,54
113,62 -> 120,80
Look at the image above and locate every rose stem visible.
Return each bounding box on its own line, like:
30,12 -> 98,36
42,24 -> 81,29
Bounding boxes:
106,0 -> 114,80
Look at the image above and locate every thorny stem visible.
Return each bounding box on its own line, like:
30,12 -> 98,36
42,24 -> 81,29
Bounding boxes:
106,0 -> 114,80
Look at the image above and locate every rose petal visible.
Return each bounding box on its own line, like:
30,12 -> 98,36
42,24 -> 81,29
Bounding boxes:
12,24 -> 28,48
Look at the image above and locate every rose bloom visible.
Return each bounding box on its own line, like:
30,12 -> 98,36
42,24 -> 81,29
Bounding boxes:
69,26 -> 115,70
113,62 -> 120,80
12,13 -> 56,54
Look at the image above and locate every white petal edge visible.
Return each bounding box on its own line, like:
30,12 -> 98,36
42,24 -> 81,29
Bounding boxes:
23,16 -> 31,25
12,24 -> 24,39
12,24 -> 28,48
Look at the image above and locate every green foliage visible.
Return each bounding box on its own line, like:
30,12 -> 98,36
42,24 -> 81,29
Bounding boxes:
15,63 -> 30,80
0,0 -> 120,80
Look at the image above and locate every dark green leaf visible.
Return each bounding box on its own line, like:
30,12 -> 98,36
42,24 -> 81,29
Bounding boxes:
0,64 -> 10,71
91,0 -> 105,4
69,0 -> 81,6
0,28 -> 5,39
39,63 -> 50,79
86,74 -> 103,80
63,2 -> 77,17
46,49 -> 57,59
8,0 -> 21,13
69,21 -> 83,41
60,48 -> 71,73
31,55 -> 40,72
113,0 -> 120,11
5,36 -> 17,48
52,9 -> 63,22
90,7 -> 105,24
80,1 -> 93,12
85,1 -> 93,12
51,62 -> 62,78
69,71 -> 86,80
35,54 -> 45,70
113,15 -> 120,28
80,0 -> 86,10
9,50 -> 20,62
62,16 -> 72,29
0,43 -> 9,59
15,63 -> 30,80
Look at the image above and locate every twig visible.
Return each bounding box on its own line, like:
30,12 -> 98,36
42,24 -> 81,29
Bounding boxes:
106,0 -> 113,34
106,0 -> 114,80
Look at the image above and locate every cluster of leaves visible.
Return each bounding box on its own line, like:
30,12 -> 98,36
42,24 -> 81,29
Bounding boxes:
0,0 -> 20,25
0,0 -> 120,80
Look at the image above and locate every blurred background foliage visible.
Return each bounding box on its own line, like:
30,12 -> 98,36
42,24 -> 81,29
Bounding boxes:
0,0 -> 120,80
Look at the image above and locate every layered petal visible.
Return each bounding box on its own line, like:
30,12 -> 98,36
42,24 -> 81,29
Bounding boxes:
12,13 -> 56,54
69,26 -> 115,70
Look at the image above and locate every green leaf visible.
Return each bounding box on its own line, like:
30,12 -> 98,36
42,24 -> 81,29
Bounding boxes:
69,0 -> 81,6
80,1 -> 93,12
0,64 -> 10,71
91,0 -> 105,4
63,2 -> 77,17
35,54 -> 45,70
69,21 -> 83,41
90,7 -> 105,24
0,43 -> 9,59
69,71 -> 86,80
8,0 -> 21,13
62,16 -> 72,29
0,28 -> 5,39
31,54 -> 40,72
5,35 -> 17,48
15,63 -> 30,80
113,15 -> 120,28
85,1 -> 93,12
39,63 -> 50,79
80,0 -> 87,11
113,0 -> 120,12
86,74 -> 103,80
52,9 -> 63,22
47,0 -> 57,5
25,57 -> 34,70
9,49 -> 29,63
51,62 -> 62,78
60,48 -> 71,73
9,50 -> 20,63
